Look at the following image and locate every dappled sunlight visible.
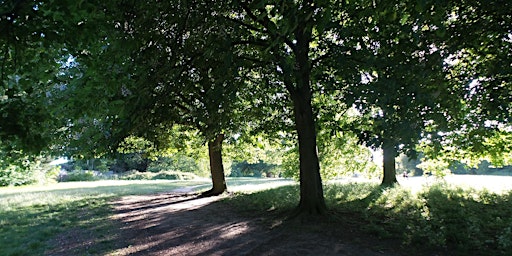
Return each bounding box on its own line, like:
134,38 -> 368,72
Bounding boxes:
109,193 -> 268,256
399,175 -> 512,194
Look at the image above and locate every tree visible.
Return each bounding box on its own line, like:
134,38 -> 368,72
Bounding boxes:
438,0 -> 512,165
60,0 -> 247,196
224,0 -> 347,214
339,0 -> 472,185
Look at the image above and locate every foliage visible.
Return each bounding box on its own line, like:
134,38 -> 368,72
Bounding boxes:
118,170 -> 199,181
230,160 -> 279,178
281,130 -> 379,181
61,170 -> 98,182
416,158 -> 451,177
0,148 -> 60,186
147,155 -> 206,176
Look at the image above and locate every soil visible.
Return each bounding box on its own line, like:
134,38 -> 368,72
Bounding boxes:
46,189 -> 407,256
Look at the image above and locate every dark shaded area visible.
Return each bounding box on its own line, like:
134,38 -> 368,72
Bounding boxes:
82,193 -> 398,256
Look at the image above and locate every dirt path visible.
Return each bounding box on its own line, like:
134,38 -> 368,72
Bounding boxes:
107,192 -> 400,256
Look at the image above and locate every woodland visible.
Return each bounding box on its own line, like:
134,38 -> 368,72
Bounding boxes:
1,0 -> 511,216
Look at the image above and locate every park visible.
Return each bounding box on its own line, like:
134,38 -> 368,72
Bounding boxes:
1,0 -> 511,255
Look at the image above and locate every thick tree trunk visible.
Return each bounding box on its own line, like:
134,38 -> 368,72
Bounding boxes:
285,19 -> 326,216
202,134 -> 227,197
294,93 -> 327,215
381,139 -> 398,186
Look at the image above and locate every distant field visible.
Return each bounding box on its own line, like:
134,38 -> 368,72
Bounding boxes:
0,178 -> 296,209
331,174 -> 512,194
399,174 -> 512,193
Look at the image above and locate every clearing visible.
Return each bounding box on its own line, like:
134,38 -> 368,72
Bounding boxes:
37,175 -> 512,255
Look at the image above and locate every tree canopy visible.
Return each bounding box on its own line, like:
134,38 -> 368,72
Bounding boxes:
1,0 -> 511,215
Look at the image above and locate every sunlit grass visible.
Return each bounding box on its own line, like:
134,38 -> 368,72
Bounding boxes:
226,179 -> 512,255
0,180 -> 210,210
0,179 -> 211,256
3,177 -> 512,255
226,177 -> 296,193
0,178 -> 294,256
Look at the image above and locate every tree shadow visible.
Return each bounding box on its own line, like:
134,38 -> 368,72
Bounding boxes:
48,190 -> 396,256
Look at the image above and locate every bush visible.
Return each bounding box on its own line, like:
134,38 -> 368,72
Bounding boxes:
117,170 -> 154,180
118,170 -> 199,181
62,170 -> 98,182
0,161 -> 61,187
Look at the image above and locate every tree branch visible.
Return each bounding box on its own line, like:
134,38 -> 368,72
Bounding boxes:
236,0 -> 296,52
221,15 -> 262,33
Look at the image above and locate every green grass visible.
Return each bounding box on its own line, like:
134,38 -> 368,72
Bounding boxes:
225,181 -> 512,255
3,178 -> 512,255
0,178 -> 294,256
0,179 -> 211,256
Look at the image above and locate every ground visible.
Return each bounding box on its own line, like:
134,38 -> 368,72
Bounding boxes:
45,189 -> 402,256
42,175 -> 512,255
112,192 -> 402,256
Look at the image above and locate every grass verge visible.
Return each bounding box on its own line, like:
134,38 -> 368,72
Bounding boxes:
225,181 -> 512,255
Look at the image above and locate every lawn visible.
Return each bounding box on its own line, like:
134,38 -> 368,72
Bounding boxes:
1,176 -> 512,255
0,178 -> 294,255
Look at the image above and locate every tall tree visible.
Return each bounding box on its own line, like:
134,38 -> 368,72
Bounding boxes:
340,0 -> 462,185
60,0 -> 246,196
225,0 -> 335,214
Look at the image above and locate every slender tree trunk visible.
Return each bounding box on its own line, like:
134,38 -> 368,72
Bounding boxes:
202,134 -> 227,196
381,139 -> 398,186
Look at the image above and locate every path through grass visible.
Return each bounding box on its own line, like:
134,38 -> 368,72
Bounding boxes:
0,178 -> 293,255
2,176 -> 512,255
0,180 -> 211,255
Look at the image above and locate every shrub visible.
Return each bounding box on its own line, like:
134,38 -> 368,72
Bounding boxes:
118,170 -> 199,181
62,170 -> 98,182
0,161 -> 61,186
118,170 -> 155,180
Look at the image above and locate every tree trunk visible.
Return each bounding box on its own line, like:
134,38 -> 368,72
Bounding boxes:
202,134 -> 227,196
293,92 -> 327,215
283,19 -> 326,216
381,139 -> 398,186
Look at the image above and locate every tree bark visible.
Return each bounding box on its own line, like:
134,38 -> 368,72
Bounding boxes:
381,139 -> 398,186
293,91 -> 327,215
202,134 -> 227,196
289,20 -> 327,215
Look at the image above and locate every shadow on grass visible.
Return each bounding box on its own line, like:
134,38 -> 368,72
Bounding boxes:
104,190 -> 390,256
329,182 -> 512,256
0,197 -> 115,256
4,181 -> 511,255
227,182 -> 512,256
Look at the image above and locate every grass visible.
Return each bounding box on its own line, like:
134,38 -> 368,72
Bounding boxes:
0,179 -> 211,256
0,178 -> 294,255
225,180 -> 512,255
2,177 -> 512,255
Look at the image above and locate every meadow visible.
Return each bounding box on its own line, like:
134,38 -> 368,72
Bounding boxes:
1,176 -> 512,255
